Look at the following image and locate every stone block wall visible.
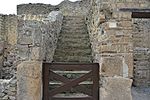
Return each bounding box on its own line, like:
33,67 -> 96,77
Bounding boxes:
58,0 -> 91,16
17,0 -> 91,16
98,0 -> 149,11
0,11 -> 63,100
17,3 -> 57,15
87,0 -> 134,78
100,76 -> 133,100
0,15 -> 5,78
0,15 -> 18,79
0,78 -> 17,100
17,11 -> 63,62
133,19 -> 150,86
87,0 -> 150,99
0,15 -> 18,100
17,11 -> 63,100
0,15 -> 18,77
2,15 -> 18,79
86,0 -> 148,99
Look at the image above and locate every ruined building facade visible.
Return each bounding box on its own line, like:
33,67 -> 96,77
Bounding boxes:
0,0 -> 150,100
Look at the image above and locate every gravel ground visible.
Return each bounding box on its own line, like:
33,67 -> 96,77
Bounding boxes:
132,87 -> 150,100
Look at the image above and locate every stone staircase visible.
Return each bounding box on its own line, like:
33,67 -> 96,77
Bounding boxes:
53,15 -> 93,63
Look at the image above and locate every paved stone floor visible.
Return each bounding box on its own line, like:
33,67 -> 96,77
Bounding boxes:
132,87 -> 150,100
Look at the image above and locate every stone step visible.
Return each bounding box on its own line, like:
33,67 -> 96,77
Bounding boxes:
64,15 -> 84,18
58,38 -> 90,44
61,29 -> 88,33
53,15 -> 92,63
54,54 -> 92,58
63,16 -> 84,19
56,38 -> 90,45
56,41 -> 91,47
60,33 -> 89,38
53,55 -> 93,62
56,45 -> 91,51
63,18 -> 84,21
62,20 -> 85,25
61,31 -> 88,35
55,49 -> 92,56
61,29 -> 87,32
61,27 -> 87,31
62,23 -> 86,26
63,21 -> 85,24
63,16 -> 85,25
62,25 -> 87,29
63,20 -> 85,23
62,22 -> 86,26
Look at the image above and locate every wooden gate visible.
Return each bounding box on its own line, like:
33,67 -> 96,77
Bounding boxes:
43,63 -> 99,100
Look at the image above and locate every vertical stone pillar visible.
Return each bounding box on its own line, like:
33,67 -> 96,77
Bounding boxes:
17,61 -> 42,100
17,19 -> 44,100
17,11 -> 63,100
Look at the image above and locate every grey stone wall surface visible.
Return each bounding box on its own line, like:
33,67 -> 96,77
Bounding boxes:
0,78 -> 17,100
86,0 -> 134,99
17,0 -> 91,16
17,3 -> 57,15
133,19 -> 150,86
86,0 -> 150,99
87,0 -> 134,78
100,76 -> 133,100
0,15 -> 5,79
0,11 -> 63,100
0,15 -> 18,100
1,15 -> 18,80
17,11 -> 63,100
17,11 -> 63,62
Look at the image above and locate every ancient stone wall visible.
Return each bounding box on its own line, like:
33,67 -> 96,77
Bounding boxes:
87,0 -> 134,78
17,0 -> 91,16
0,11 -> 63,100
133,19 -> 150,86
98,0 -> 149,11
0,78 -> 17,100
86,0 -> 148,99
17,3 -> 57,15
0,15 -> 18,100
2,15 -> 18,79
0,15 -> 5,78
58,0 -> 91,16
17,12 -> 63,62
87,0 -> 150,99
17,11 -> 63,100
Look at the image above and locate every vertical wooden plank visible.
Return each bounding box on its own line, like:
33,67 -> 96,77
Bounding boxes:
43,63 -> 50,100
92,64 -> 99,100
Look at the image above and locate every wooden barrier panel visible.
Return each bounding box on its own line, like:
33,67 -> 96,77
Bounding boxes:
43,63 -> 99,100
